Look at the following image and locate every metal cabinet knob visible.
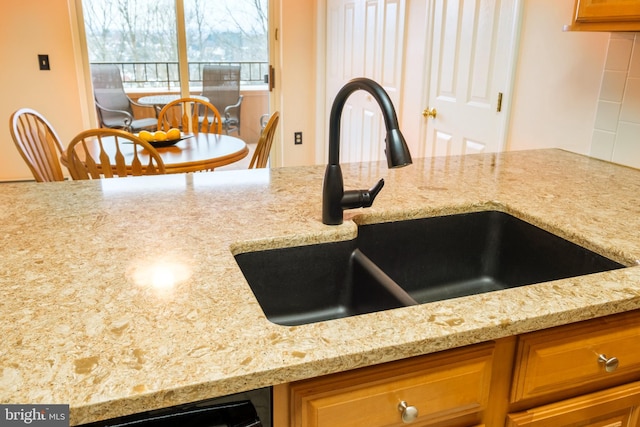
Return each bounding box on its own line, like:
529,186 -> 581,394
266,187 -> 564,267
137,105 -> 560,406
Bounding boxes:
422,107 -> 437,119
398,401 -> 419,423
598,354 -> 619,372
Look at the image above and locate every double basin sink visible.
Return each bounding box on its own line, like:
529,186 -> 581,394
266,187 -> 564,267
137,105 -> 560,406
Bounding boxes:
234,211 -> 625,326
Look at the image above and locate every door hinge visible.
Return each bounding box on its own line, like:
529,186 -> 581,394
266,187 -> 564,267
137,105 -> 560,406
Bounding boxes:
497,92 -> 503,112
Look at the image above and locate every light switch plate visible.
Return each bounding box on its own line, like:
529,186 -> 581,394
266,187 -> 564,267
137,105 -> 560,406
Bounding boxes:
38,54 -> 50,71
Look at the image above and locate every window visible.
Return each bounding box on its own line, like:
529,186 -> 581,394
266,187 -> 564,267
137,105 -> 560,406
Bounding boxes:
81,0 -> 269,91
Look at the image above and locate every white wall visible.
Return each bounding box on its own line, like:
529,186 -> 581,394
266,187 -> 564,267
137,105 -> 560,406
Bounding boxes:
277,0 -> 318,167
507,0 -> 609,154
590,33 -> 640,168
1,0 -> 86,181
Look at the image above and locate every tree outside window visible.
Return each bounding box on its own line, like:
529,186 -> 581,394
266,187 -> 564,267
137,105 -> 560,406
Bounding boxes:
82,0 -> 268,89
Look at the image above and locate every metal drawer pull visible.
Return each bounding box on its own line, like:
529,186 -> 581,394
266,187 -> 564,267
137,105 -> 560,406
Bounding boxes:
398,401 -> 418,423
598,354 -> 619,372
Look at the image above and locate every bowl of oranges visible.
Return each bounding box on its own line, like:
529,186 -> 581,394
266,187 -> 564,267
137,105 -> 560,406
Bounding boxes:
137,128 -> 182,147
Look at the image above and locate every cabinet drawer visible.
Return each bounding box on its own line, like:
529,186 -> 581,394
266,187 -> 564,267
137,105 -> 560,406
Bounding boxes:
511,310 -> 640,405
507,380 -> 640,427
282,343 -> 495,427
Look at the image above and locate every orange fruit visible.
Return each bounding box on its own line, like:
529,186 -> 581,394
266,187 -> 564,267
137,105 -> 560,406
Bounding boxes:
138,130 -> 154,142
166,128 -> 181,140
153,131 -> 167,141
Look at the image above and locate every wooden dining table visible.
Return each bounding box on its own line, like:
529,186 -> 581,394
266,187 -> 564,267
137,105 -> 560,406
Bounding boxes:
152,132 -> 249,173
63,133 -> 249,174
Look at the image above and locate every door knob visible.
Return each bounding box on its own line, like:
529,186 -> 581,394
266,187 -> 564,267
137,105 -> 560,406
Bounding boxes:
422,107 -> 437,119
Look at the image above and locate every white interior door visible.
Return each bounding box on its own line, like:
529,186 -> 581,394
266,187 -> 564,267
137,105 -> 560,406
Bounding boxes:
326,0 -> 521,162
326,0 -> 406,164
420,0 -> 520,157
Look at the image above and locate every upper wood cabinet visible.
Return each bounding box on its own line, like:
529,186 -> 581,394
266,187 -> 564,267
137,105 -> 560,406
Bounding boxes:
566,0 -> 640,31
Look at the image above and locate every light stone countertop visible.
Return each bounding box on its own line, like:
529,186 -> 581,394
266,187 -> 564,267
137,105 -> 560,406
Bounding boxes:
2,149 -> 640,425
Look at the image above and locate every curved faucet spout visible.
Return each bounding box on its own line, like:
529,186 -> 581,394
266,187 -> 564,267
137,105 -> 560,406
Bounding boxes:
322,78 -> 413,225
328,78 -> 412,167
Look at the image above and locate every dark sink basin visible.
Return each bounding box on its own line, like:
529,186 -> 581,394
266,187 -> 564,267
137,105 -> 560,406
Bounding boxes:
356,211 -> 624,304
234,211 -> 625,326
234,240 -> 417,326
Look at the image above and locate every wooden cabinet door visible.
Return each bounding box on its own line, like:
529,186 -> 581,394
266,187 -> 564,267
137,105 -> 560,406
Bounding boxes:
576,0 -> 640,23
274,343 -> 495,427
507,381 -> 640,427
568,0 -> 640,31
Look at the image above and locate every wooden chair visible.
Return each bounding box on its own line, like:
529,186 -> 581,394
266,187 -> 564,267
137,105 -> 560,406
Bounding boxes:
157,97 -> 223,134
9,108 -> 66,182
66,128 -> 165,180
249,111 -> 279,169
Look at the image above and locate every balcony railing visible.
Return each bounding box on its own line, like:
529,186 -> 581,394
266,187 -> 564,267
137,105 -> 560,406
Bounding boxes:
91,61 -> 268,90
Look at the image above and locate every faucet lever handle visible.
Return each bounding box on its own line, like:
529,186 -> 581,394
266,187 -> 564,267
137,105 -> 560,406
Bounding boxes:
365,178 -> 385,207
341,178 -> 385,209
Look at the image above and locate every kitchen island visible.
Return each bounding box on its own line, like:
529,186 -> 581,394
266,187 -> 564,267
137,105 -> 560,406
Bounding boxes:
1,149 -> 640,425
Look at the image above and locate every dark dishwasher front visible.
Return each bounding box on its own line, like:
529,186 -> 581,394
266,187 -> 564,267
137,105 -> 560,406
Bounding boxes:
79,388 -> 270,427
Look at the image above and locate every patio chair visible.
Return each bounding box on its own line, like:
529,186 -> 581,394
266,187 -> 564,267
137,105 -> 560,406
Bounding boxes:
249,111 -> 279,169
66,128 -> 165,179
90,64 -> 157,133
157,97 -> 223,134
202,64 -> 243,135
9,108 -> 66,182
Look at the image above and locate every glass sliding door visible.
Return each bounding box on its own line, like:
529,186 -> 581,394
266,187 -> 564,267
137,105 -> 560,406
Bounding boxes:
82,0 -> 180,91
81,0 -> 270,144
183,0 -> 269,91
183,0 -> 269,137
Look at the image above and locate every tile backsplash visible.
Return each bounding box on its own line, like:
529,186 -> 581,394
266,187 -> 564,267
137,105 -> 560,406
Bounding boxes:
590,33 -> 640,168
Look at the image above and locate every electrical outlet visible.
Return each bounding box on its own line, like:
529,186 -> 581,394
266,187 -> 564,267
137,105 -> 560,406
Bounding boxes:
294,132 -> 302,145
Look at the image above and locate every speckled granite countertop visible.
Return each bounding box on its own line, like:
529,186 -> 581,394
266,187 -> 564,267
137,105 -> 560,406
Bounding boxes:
2,149 -> 640,425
